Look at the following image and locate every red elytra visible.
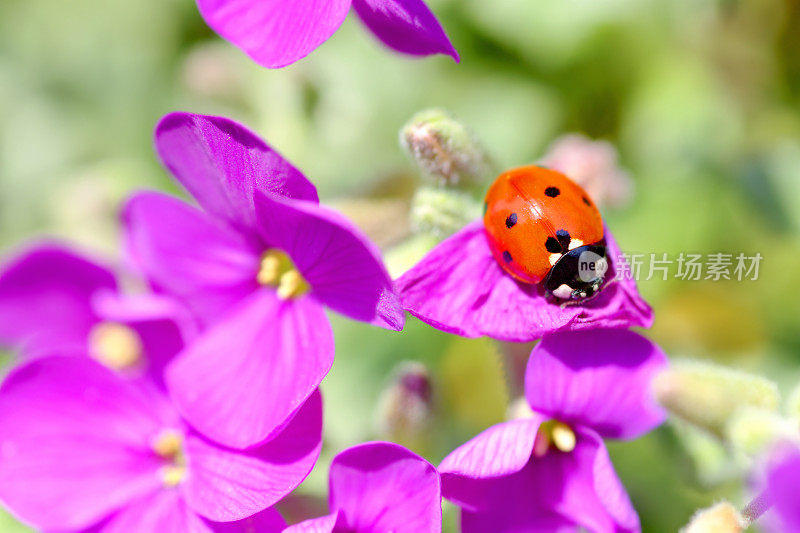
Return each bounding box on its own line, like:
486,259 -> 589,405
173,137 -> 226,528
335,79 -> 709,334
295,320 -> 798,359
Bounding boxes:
483,165 -> 606,298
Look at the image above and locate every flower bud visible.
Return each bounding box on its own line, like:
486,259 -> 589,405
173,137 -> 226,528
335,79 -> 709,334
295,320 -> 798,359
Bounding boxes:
181,42 -> 246,100
540,134 -> 633,209
376,362 -> 433,447
400,109 -> 489,187
726,407 -> 798,457
409,186 -> 482,239
682,502 -> 744,533
653,360 -> 779,438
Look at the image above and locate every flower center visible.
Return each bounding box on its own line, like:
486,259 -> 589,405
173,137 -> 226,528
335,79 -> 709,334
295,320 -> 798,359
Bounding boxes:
533,420 -> 577,457
153,429 -> 187,487
257,249 -> 309,299
88,322 -> 143,370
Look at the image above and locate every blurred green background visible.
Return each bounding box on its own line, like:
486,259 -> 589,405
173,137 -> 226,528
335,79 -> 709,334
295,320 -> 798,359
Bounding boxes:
2,0 -> 800,530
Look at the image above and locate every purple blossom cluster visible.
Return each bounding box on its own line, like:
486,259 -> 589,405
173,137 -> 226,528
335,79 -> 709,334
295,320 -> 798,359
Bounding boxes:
0,113 -> 413,531
0,110 -> 666,532
2,0 -> 792,529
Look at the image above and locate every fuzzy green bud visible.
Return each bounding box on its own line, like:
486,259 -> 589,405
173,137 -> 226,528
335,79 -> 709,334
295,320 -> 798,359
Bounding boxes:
726,407 -> 799,457
409,186 -> 482,239
653,360 -> 779,438
400,109 -> 489,187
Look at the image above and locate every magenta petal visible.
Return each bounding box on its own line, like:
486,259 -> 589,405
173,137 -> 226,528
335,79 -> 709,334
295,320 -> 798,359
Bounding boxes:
767,443 -> 800,531
0,357 -> 176,531
97,491 -> 286,533
328,442 -> 441,532
155,113 -> 318,229
449,429 -> 638,533
461,509 -> 572,533
123,191 -> 261,326
352,0 -> 458,61
166,290 -> 333,448
96,491 -> 211,533
183,392 -> 322,521
396,221 -> 577,341
194,0 -> 351,68
439,418 -> 543,478
93,291 -> 197,336
525,329 -> 668,440
396,221 -> 652,341
254,193 -> 404,331
0,243 -> 116,356
209,507 -> 287,533
438,417 -> 543,511
282,512 -> 339,533
557,429 -> 640,533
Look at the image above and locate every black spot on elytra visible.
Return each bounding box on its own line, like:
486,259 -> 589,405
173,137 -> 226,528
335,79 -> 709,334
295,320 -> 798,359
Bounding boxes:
545,187 -> 560,198
556,229 -> 571,250
502,250 -> 512,263
545,237 -> 561,253
483,202 -> 488,215
506,213 -> 517,228
582,196 -> 591,206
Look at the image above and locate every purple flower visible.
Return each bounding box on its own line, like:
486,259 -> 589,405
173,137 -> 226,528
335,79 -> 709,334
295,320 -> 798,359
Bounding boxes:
285,441 -> 441,532
0,355 -> 323,531
123,112 -> 404,448
0,243 -> 190,384
395,220 -> 652,342
439,329 -> 667,532
195,0 -> 459,69
764,443 -> 800,531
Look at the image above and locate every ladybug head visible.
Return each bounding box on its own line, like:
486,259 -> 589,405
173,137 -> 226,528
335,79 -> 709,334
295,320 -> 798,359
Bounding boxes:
543,241 -> 608,300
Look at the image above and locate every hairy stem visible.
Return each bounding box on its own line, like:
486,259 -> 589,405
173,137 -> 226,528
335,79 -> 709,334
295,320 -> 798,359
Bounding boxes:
741,490 -> 772,527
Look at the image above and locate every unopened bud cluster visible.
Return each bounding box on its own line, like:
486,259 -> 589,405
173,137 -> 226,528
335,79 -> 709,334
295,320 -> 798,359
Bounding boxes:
400,109 -> 489,187
653,360 -> 779,439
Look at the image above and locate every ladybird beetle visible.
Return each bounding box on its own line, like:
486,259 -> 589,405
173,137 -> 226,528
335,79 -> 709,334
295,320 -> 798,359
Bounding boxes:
483,165 -> 608,300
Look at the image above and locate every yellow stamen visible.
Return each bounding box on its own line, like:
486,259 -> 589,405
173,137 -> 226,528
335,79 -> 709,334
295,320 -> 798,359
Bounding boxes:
256,254 -> 282,285
534,420 -> 577,456
162,465 -> 187,487
153,430 -> 187,487
550,421 -> 577,453
88,322 -> 143,370
277,270 -> 309,299
153,430 -> 183,458
257,249 -> 309,299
